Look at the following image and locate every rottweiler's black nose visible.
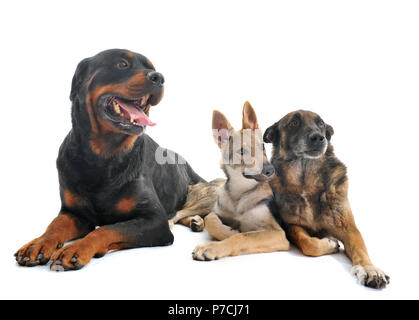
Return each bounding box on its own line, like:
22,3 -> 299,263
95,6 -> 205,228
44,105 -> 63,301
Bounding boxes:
147,71 -> 164,87
308,132 -> 325,146
262,164 -> 275,177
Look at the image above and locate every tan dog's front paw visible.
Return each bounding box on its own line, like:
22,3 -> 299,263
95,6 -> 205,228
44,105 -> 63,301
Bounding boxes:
190,216 -> 205,232
352,265 -> 390,289
192,242 -> 229,261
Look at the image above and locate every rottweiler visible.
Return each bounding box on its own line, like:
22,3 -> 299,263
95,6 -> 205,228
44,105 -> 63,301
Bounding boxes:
263,110 -> 390,289
14,49 -> 203,271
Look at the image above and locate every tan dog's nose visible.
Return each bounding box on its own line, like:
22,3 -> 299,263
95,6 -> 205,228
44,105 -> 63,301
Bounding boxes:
262,164 -> 275,177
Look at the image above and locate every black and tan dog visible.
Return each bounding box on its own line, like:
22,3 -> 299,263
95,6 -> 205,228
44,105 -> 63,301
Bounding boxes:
14,49 -> 203,271
264,110 -> 390,289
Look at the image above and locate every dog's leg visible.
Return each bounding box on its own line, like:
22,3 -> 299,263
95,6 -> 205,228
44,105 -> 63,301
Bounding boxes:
49,192 -> 173,272
204,212 -> 239,240
332,216 -> 390,289
287,225 -> 340,257
192,228 -> 289,261
15,212 -> 93,266
49,213 -> 173,271
169,207 -> 206,232
179,216 -> 205,232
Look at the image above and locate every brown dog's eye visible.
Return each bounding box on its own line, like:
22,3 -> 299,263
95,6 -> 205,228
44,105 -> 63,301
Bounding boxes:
318,120 -> 325,127
289,120 -> 299,127
116,59 -> 129,69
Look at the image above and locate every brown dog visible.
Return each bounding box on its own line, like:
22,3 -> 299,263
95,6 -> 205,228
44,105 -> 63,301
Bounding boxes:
263,110 -> 390,289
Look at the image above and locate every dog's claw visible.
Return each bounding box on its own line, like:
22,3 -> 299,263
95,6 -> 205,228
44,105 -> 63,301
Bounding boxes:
352,265 -> 390,289
51,263 -> 65,272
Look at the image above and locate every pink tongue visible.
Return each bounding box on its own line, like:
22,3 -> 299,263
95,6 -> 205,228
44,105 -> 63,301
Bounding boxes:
115,98 -> 156,127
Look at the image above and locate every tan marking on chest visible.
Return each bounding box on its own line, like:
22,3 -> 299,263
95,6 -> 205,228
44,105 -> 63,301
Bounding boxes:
115,197 -> 137,213
62,189 -> 86,208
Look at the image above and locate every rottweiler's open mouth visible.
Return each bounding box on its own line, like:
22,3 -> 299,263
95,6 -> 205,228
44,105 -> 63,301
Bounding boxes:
103,94 -> 155,128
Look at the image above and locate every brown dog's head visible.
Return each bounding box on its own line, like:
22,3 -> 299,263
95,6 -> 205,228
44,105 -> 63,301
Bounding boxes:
212,102 -> 274,182
263,110 -> 334,160
70,49 -> 164,137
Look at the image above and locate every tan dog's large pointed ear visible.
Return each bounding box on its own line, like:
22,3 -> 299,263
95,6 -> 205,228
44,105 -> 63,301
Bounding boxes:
212,110 -> 233,148
242,101 -> 259,130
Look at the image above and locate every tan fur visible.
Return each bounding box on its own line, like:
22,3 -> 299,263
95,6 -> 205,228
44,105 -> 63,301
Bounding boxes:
191,102 -> 290,260
62,188 -> 86,208
115,197 -> 137,214
169,179 -> 225,231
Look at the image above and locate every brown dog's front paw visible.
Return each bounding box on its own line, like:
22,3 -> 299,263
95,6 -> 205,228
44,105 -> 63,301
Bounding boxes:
352,265 -> 390,289
50,240 -> 96,272
15,237 -> 62,267
324,237 -> 340,253
192,242 -> 227,261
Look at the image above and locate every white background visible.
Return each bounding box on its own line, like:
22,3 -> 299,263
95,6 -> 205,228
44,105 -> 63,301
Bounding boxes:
1,0 -> 418,300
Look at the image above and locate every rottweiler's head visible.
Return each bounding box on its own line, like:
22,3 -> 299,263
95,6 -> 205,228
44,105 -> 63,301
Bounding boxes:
212,102 -> 274,182
264,110 -> 334,160
70,49 -> 164,137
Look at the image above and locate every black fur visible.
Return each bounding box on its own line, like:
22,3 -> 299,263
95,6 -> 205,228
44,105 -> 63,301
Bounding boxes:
15,49 -> 205,270
60,49 -> 204,244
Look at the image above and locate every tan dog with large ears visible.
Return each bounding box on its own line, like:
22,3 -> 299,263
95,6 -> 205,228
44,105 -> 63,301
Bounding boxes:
192,102 -> 289,261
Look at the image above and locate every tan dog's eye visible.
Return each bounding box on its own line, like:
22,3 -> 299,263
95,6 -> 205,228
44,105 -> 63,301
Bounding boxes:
238,148 -> 248,155
318,120 -> 325,127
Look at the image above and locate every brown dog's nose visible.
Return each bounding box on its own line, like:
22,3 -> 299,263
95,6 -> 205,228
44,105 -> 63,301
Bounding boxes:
147,71 -> 164,87
308,132 -> 325,145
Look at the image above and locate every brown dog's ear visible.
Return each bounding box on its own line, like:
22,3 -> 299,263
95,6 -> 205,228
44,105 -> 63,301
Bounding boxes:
326,124 -> 334,141
242,101 -> 259,130
70,58 -> 90,102
212,110 -> 233,148
263,121 -> 280,144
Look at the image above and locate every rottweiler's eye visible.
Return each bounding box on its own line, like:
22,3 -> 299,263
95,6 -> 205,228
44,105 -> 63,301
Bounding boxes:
238,148 -> 248,155
116,59 -> 129,69
289,120 -> 299,127
318,120 -> 325,127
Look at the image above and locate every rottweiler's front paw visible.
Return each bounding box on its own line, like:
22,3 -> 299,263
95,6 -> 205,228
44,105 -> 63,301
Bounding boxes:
352,265 -> 390,289
50,240 -> 97,271
15,237 -> 62,267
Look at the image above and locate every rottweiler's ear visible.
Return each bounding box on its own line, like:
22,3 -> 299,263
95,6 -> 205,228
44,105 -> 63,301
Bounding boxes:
212,110 -> 233,148
242,101 -> 259,130
325,124 -> 334,141
70,58 -> 90,102
263,122 -> 279,144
